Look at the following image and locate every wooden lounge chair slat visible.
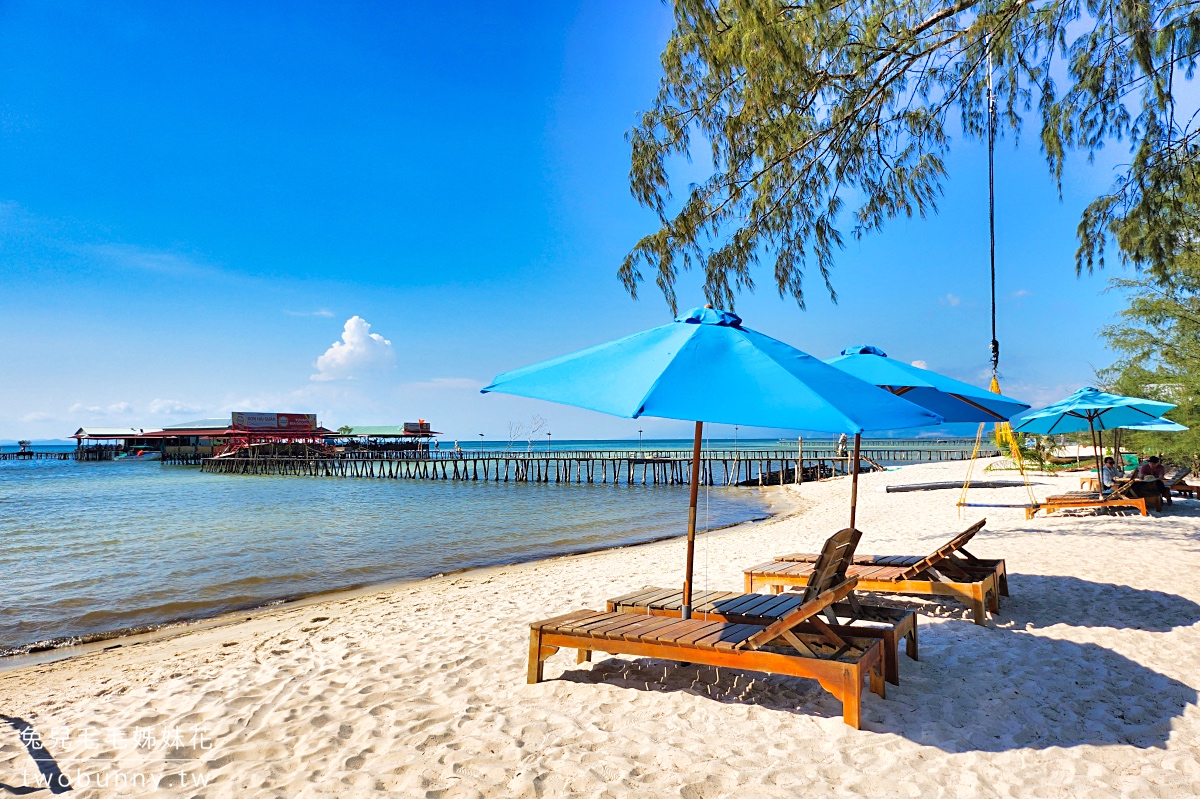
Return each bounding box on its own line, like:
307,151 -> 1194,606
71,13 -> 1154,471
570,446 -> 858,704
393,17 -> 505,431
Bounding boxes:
572,613 -> 637,632
606,587 -> 660,606
747,594 -> 806,618
693,623 -> 758,651
694,591 -> 740,613
631,587 -> 684,607
674,622 -> 726,646
585,614 -> 657,637
611,616 -> 684,641
543,611 -> 614,632
735,593 -> 794,617
531,609 -> 598,631
714,593 -> 776,614
643,618 -> 712,643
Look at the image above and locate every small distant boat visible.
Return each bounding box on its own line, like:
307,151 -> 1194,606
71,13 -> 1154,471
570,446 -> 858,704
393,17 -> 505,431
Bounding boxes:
115,450 -> 162,461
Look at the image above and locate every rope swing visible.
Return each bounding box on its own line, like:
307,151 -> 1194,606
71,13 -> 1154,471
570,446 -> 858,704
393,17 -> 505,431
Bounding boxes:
959,35 -> 1038,513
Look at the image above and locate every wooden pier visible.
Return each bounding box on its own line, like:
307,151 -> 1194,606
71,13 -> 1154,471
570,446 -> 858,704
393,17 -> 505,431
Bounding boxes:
0,451 -> 72,461
200,443 -> 995,486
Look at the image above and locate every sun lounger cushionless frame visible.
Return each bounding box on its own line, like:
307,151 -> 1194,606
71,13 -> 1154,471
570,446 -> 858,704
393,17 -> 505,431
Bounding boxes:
605,528 -> 918,685
528,577 -> 885,728
743,520 -> 1000,625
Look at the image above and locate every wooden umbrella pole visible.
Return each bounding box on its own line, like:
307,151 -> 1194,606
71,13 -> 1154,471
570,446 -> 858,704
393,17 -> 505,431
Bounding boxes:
681,420 -> 703,620
1089,418 -> 1104,490
849,433 -> 861,530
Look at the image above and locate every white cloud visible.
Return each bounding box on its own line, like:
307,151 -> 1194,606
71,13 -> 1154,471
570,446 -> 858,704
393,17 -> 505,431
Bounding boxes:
939,293 -> 962,307
20,411 -> 53,423
910,360 -> 929,370
406,377 -> 485,391
1011,289 -> 1031,298
148,399 -> 203,415
285,309 -> 335,318
68,401 -> 133,415
311,316 -> 396,382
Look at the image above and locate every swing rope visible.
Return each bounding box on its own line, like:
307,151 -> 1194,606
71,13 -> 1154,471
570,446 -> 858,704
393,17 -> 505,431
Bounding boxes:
958,38 -> 1036,513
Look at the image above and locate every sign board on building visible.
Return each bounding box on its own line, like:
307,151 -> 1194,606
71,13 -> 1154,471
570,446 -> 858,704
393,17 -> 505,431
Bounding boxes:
403,421 -> 431,434
231,412 -> 318,430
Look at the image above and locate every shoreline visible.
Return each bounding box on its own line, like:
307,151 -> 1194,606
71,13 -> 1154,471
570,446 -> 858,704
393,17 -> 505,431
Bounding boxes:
0,484 -> 801,672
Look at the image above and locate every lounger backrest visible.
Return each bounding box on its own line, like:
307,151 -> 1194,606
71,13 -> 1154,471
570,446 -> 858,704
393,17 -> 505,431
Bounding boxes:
896,519 -> 987,580
800,527 -> 861,603
737,576 -> 859,651
1108,480 -> 1138,499
1163,467 -> 1189,485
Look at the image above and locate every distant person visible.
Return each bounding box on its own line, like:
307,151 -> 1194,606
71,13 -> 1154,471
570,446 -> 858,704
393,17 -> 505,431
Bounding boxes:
1100,456 -> 1122,490
1132,455 -> 1170,504
1139,455 -> 1166,480
836,433 -> 848,457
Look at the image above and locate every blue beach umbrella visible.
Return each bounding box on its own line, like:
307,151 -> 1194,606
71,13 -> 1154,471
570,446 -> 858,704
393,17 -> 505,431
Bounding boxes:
1012,387 -> 1176,478
826,345 -> 1030,422
482,306 -> 942,617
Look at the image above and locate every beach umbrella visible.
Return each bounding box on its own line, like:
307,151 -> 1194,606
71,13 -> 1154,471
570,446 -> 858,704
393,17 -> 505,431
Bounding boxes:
1012,387 -> 1176,482
482,306 -> 942,618
826,345 -> 1030,422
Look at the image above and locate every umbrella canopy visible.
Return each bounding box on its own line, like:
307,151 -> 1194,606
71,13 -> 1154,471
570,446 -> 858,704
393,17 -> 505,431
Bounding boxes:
826,345 -> 1030,423
1121,417 -> 1189,432
1011,387 -> 1175,435
483,306 -> 943,619
483,308 -> 943,432
1012,387 -> 1177,483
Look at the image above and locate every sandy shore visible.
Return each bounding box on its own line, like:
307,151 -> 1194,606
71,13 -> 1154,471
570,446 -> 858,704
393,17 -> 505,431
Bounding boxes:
3,459 -> 1200,797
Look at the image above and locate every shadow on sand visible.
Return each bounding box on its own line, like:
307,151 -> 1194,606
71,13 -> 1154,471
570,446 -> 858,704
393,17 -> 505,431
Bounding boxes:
998,574 -> 1200,632
0,715 -> 71,794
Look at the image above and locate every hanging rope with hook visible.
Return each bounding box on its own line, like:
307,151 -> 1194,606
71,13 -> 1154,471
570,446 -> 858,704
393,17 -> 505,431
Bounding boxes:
987,33 -> 999,380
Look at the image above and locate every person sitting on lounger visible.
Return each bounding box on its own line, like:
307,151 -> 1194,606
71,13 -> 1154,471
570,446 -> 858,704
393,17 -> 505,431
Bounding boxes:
1100,457 -> 1122,490
1132,456 -> 1171,504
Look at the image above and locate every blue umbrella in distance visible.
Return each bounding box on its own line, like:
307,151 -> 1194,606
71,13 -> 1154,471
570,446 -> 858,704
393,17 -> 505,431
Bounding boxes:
826,345 -> 1030,423
1012,387 -> 1176,479
482,306 -> 942,618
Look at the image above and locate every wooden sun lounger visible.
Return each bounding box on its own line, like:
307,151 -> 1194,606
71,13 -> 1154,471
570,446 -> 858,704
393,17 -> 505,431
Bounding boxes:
744,521 -> 1000,625
1029,481 -> 1150,518
529,577 -> 886,728
605,588 -> 916,686
770,519 -> 1009,600
1162,468 -> 1190,502
605,528 -> 918,685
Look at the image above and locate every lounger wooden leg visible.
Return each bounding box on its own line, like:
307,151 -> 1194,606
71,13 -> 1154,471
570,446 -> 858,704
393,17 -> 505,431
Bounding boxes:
987,583 -> 1000,614
906,625 -> 918,662
840,672 -> 861,730
576,648 -> 591,664
527,629 -> 544,684
881,629 -> 900,686
969,584 -> 987,626
744,574 -> 754,593
869,660 -> 885,700
998,569 -> 1009,597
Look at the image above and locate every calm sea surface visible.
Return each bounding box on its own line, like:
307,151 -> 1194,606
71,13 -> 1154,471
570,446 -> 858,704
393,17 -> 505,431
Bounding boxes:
0,451 -> 771,654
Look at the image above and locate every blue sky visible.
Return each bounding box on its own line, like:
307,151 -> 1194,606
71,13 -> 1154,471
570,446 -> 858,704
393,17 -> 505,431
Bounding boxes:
1,1 -> 1133,441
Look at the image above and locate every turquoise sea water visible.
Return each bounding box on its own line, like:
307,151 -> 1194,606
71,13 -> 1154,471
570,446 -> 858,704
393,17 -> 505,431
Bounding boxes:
0,454 -> 771,654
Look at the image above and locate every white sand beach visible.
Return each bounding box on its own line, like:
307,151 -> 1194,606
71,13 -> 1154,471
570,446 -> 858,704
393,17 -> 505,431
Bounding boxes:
3,459 -> 1200,797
